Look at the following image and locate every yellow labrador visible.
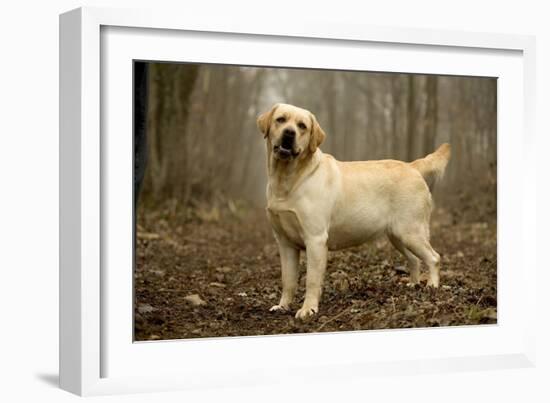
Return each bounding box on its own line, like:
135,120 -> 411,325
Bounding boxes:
257,103 -> 451,320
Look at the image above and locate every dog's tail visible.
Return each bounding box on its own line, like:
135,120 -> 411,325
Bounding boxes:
410,143 -> 451,192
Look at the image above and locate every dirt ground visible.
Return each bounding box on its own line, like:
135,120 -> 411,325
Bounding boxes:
134,198 -> 497,341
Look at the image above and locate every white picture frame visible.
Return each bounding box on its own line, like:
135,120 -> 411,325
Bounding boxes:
59,6 -> 537,396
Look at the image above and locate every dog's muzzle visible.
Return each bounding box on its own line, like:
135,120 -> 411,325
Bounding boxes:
275,129 -> 298,159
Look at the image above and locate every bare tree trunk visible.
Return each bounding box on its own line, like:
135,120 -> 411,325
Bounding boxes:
145,63 -> 199,202
423,75 -> 438,154
406,75 -> 417,161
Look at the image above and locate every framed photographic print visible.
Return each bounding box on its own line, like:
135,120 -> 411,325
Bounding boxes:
59,6 -> 537,396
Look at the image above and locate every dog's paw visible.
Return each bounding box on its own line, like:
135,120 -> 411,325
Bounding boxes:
269,304 -> 289,312
426,279 -> 440,288
295,306 -> 318,320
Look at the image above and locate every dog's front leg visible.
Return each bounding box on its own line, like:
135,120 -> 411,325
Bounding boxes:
295,235 -> 328,320
270,239 -> 300,312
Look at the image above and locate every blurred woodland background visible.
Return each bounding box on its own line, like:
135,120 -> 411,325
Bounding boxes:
134,62 -> 497,340
139,62 -> 496,213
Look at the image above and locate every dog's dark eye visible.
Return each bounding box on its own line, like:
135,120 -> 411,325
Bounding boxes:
298,122 -> 307,130
276,116 -> 286,123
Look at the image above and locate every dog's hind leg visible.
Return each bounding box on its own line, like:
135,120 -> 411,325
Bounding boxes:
388,234 -> 421,286
391,228 -> 441,288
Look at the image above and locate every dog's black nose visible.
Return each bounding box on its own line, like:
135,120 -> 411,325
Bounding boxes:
282,128 -> 296,139
281,129 -> 296,150
281,129 -> 295,150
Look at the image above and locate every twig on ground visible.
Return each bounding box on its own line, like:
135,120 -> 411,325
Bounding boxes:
315,307 -> 350,332
137,231 -> 160,240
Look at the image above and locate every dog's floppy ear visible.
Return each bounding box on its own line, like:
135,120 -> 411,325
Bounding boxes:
309,112 -> 326,153
257,104 -> 279,139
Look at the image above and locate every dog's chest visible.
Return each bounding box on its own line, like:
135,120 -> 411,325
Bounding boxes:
266,201 -> 305,249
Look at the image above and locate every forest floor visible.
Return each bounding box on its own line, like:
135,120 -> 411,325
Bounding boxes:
134,197 -> 497,341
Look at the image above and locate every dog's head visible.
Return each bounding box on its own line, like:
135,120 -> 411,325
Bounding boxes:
257,103 -> 326,161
